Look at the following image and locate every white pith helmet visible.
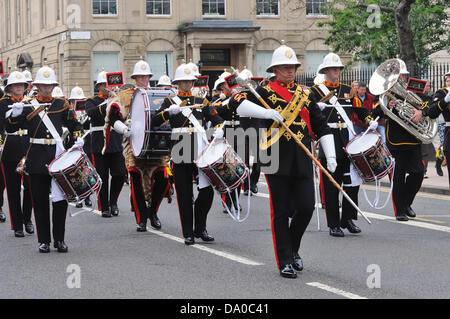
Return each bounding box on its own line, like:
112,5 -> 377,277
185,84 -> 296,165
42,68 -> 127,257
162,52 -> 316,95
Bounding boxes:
69,85 -> 86,100
131,60 -> 153,79
266,41 -> 301,73
317,53 -> 345,74
172,63 -> 198,84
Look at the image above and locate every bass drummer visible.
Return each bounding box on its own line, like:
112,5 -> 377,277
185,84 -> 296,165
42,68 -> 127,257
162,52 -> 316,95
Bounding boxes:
86,70 -> 126,218
151,62 -> 224,245
6,64 -> 83,253
104,60 -> 172,232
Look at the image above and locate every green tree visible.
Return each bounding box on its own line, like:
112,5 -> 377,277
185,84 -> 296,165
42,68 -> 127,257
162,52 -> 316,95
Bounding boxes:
317,0 -> 450,76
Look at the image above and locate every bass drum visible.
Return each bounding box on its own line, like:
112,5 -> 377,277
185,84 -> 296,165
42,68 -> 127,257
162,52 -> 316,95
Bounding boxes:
129,88 -> 175,159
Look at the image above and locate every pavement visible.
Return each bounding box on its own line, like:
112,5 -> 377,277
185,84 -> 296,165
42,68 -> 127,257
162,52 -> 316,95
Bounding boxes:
377,160 -> 449,196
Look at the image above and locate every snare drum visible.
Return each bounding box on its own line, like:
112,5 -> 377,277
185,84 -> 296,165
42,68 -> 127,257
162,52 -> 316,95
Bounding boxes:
196,139 -> 248,194
48,148 -> 102,202
345,131 -> 393,182
130,88 -> 175,159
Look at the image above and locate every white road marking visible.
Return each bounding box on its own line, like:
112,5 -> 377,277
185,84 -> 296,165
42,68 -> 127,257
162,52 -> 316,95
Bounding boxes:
306,282 -> 367,299
68,203 -> 263,266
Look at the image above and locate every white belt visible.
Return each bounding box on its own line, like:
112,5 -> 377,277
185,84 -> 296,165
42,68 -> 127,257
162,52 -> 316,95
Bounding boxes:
445,122 -> 450,127
172,127 -> 198,134
90,126 -> 104,132
30,138 -> 57,145
328,122 -> 348,129
6,129 -> 28,136
223,120 -> 240,126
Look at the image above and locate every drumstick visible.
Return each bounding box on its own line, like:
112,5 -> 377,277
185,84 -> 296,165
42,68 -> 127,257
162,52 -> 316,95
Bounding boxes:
360,116 -> 380,140
232,68 -> 372,225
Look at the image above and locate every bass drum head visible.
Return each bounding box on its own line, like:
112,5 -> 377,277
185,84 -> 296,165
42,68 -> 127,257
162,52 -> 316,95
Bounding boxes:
130,88 -> 149,157
49,149 -> 83,173
346,131 -> 379,155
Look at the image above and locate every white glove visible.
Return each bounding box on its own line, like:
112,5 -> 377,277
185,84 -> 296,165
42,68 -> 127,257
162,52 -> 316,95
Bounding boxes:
317,102 -> 327,111
113,120 -> 131,138
11,102 -> 24,117
369,120 -> 378,131
444,90 -> 450,103
74,138 -> 84,149
168,104 -> 182,116
213,126 -> 224,139
320,134 -> 337,173
264,109 -> 284,123
237,100 -> 284,123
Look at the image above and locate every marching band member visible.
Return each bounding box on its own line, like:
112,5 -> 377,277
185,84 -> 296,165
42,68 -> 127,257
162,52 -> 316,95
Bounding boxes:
86,70 -> 126,218
210,70 -> 243,213
151,63 -> 224,245
420,71 -> 450,188
310,53 -> 377,236
0,71 -> 33,236
104,60 -> 171,232
227,43 -> 335,278
6,65 -> 83,253
371,59 -> 427,221
156,73 -> 173,89
69,85 -> 93,208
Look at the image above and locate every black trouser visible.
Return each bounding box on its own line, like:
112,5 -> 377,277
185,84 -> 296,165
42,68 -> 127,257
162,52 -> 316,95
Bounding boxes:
0,164 -> 4,209
2,161 -> 32,231
390,148 -> 424,216
445,150 -> 450,189
29,174 -> 67,244
321,158 -> 359,228
129,168 -> 170,224
265,174 -> 314,269
173,163 -> 214,238
91,152 -> 126,212
243,133 -> 261,189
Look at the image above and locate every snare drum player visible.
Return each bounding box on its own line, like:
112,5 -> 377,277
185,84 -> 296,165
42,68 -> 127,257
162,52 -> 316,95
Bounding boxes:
104,60 -> 172,232
6,65 -> 83,253
227,43 -> 336,278
151,62 -> 224,245
0,71 -> 34,237
86,70 -> 126,218
310,53 -> 378,236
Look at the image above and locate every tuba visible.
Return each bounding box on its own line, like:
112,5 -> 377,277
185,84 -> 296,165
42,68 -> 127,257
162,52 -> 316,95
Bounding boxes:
369,59 -> 438,144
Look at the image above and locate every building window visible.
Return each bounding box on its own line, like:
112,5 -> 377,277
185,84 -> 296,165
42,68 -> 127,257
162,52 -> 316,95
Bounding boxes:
57,0 -> 63,20
256,51 -> 273,77
202,0 -> 226,16
146,0 -> 171,16
16,0 -> 21,39
306,50 -> 328,73
256,0 -> 279,16
92,0 -> 118,16
6,0 -> 11,42
41,0 -> 46,28
147,52 -> 173,85
306,0 -> 327,16
92,52 -> 120,91
26,0 -> 31,34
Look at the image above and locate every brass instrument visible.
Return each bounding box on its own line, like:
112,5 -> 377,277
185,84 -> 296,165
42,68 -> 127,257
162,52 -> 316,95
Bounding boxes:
369,59 -> 438,144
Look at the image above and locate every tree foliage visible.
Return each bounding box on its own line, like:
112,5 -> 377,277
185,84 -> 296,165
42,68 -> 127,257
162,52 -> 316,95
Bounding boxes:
317,0 -> 450,70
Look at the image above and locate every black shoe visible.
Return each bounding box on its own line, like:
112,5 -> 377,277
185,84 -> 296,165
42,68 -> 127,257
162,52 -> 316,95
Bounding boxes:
25,222 -> 34,234
14,230 -> 25,238
110,204 -> 119,217
329,227 -> 345,237
436,159 -> 444,176
280,264 -> 297,279
102,210 -> 112,218
293,253 -> 303,271
84,198 -> 93,207
0,211 -> 6,223
341,219 -> 361,234
250,184 -> 258,194
396,213 -> 409,221
149,213 -> 161,230
136,222 -> 147,232
184,236 -> 195,245
194,230 -> 215,242
75,202 -> 83,208
39,243 -> 50,253
406,206 -> 416,218
54,241 -> 68,253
